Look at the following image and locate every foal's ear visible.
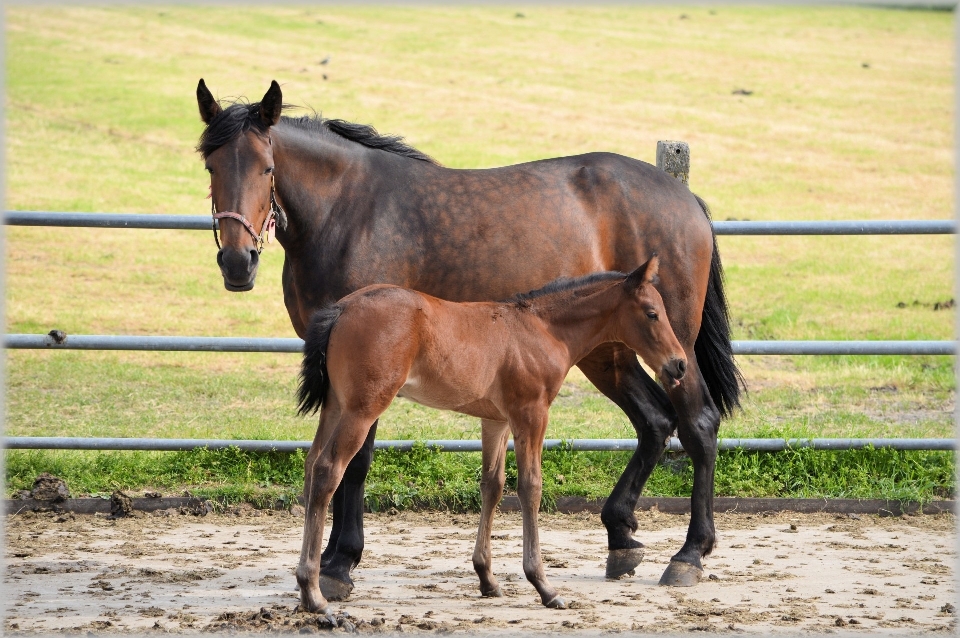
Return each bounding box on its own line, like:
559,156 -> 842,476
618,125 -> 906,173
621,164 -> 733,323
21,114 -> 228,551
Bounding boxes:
624,255 -> 661,293
197,78 -> 222,124
259,80 -> 283,127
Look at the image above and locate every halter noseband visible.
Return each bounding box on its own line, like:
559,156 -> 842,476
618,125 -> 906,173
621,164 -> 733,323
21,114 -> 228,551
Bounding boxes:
211,175 -> 288,254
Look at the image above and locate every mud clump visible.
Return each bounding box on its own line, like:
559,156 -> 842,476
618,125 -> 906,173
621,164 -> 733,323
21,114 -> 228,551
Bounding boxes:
110,491 -> 134,518
31,473 -> 70,502
204,605 -> 361,632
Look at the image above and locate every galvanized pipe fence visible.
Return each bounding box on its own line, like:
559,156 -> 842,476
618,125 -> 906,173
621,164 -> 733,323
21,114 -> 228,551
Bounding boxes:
4,210 -> 956,454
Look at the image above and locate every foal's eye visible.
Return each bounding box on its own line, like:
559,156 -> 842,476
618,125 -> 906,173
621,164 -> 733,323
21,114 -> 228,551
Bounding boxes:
265,167 -> 274,175
646,311 -> 659,320
205,166 -> 214,175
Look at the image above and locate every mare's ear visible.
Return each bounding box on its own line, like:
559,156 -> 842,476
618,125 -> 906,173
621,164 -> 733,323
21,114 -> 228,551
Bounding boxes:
259,80 -> 283,127
197,79 -> 222,124
624,255 -> 660,293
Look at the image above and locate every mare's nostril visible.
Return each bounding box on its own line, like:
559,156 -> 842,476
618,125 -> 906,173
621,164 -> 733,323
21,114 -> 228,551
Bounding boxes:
677,360 -> 686,377
216,249 -> 226,269
249,249 -> 259,269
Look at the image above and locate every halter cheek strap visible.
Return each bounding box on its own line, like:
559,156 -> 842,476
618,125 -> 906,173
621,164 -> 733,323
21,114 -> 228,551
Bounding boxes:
210,175 -> 288,254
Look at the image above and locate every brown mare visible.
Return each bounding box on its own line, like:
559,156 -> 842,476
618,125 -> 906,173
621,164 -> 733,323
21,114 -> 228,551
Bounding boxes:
196,79 -> 742,598
296,258 -> 686,613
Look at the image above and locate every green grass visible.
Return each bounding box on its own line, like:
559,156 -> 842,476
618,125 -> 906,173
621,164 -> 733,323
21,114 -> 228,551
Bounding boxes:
7,445 -> 953,508
4,6 -> 955,505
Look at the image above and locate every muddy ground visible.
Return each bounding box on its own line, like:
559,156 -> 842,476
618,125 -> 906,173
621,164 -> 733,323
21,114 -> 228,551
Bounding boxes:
4,506 -> 957,634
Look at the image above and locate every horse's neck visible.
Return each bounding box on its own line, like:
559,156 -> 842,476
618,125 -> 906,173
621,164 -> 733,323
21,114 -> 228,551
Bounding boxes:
535,286 -> 623,365
270,125 -> 370,250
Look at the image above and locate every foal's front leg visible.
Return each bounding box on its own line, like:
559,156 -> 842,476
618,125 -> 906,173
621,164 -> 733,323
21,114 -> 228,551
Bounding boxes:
512,408 -> 565,609
472,419 -> 510,597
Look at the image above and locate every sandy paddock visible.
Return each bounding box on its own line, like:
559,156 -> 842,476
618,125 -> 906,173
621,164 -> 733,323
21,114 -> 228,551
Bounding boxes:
4,506 -> 956,634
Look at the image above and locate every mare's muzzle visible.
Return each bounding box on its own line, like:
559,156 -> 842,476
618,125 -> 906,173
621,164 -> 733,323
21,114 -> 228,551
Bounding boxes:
217,246 -> 259,292
662,357 -> 687,388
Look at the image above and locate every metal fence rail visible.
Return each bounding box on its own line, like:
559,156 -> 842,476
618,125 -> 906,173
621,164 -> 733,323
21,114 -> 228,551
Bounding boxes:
5,210 -> 955,455
5,333 -> 955,356
5,436 -> 955,452
6,211 -> 957,235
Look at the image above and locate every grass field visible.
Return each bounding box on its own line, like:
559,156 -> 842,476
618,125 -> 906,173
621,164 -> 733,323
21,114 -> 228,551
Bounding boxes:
4,6 -> 955,504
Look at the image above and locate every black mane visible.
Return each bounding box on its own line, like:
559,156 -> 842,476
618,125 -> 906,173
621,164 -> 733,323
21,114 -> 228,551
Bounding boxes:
197,99 -> 436,164
507,271 -> 627,309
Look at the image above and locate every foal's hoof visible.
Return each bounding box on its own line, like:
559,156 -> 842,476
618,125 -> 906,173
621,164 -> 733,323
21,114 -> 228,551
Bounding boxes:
605,547 -> 645,579
319,574 -> 354,601
658,560 -> 703,587
481,585 -> 504,598
544,595 -> 567,610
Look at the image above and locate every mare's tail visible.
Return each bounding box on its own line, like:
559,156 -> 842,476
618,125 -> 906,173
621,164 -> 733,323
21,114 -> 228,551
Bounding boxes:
692,193 -> 745,418
297,305 -> 344,416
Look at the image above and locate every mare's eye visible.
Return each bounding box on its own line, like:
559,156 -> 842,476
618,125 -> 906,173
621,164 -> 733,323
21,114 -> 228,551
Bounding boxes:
205,167 -> 214,174
646,311 -> 659,320
265,167 -> 274,175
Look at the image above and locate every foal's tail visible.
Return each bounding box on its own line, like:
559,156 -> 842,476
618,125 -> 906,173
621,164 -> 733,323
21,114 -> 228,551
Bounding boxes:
692,193 -> 745,418
297,305 -> 344,416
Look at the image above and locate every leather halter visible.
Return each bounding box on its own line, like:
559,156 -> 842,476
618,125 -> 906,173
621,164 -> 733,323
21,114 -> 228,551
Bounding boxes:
211,175 -> 287,254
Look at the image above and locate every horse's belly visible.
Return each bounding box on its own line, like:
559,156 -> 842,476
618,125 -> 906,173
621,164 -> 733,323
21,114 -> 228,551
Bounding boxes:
397,375 -> 504,421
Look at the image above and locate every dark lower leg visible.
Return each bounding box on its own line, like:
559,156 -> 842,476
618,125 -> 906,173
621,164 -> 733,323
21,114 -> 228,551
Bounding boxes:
320,483 -> 344,564
578,347 -> 676,551
601,426 -> 672,551
670,407 -> 718,568
659,377 -> 720,587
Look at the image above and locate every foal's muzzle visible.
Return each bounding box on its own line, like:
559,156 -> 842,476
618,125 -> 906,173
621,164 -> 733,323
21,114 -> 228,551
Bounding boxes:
662,357 -> 687,388
217,246 -> 259,292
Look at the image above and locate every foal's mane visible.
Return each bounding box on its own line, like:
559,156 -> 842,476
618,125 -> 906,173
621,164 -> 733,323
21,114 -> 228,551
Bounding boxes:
197,100 -> 437,164
508,271 -> 627,310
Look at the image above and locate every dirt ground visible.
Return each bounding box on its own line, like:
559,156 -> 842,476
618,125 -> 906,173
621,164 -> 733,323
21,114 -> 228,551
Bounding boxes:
4,506 -> 957,634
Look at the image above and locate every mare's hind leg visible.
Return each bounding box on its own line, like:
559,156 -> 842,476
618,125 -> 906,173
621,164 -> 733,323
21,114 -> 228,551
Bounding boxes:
576,342 -> 677,579
658,357 -> 720,586
472,419 -> 510,598
297,410 -> 381,614
319,419 -> 378,601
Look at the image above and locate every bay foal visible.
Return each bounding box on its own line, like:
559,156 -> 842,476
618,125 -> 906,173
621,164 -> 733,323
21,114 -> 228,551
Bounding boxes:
296,257 -> 686,613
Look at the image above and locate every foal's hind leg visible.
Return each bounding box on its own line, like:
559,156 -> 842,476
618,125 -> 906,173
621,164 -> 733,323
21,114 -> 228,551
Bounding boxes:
472,419 -> 510,598
297,411 -> 380,615
319,419 -> 379,601
577,343 -> 677,579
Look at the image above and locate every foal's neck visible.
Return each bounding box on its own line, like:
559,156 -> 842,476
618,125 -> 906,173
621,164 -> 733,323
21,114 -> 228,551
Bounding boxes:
532,282 -> 625,366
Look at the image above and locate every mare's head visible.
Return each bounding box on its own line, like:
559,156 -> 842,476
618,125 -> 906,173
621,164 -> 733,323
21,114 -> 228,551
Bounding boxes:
196,79 -> 286,292
618,257 -> 687,388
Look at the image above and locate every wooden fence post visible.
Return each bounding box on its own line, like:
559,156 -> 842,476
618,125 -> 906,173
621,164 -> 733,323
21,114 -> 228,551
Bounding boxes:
656,140 -> 690,185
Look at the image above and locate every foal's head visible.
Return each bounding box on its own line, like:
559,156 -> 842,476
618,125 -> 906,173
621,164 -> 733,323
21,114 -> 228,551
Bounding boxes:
196,79 -> 286,292
617,257 -> 687,388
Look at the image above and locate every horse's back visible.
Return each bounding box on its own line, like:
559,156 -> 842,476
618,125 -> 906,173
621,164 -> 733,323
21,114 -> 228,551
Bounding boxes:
410,152 -> 714,331
305,149 -> 714,344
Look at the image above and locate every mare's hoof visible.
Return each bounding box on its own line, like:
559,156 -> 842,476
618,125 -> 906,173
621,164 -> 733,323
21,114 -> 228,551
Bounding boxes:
658,560 -> 703,587
481,586 -> 504,598
319,574 -> 354,601
544,595 -> 567,609
605,547 -> 645,579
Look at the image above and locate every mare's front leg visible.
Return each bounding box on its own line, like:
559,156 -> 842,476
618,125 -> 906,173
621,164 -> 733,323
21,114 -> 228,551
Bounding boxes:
511,407 -> 565,609
319,419 -> 379,601
658,357 -> 721,586
576,343 -> 677,578
472,419 -> 510,597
